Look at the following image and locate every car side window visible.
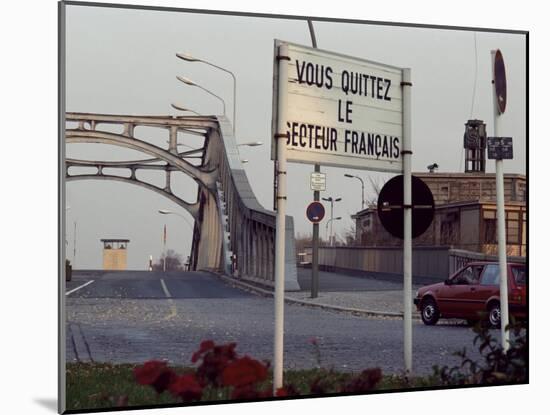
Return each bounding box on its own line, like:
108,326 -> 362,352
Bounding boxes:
512,266 -> 526,285
480,264 -> 500,286
453,266 -> 477,285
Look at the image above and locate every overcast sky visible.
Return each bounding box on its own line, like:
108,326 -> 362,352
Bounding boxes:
64,4 -> 526,269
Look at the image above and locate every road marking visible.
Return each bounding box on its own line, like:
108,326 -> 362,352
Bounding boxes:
66,280 -> 95,296
160,278 -> 178,320
160,278 -> 172,298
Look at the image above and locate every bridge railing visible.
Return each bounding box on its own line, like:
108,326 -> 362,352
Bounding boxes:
194,116 -> 300,291
448,248 -> 526,275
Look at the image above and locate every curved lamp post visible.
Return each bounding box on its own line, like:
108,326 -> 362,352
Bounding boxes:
176,53 -> 236,136
325,216 -> 342,246
158,209 -> 194,230
322,196 -> 342,246
171,103 -> 202,116
237,141 -> 263,147
176,76 -> 226,118
344,173 -> 365,210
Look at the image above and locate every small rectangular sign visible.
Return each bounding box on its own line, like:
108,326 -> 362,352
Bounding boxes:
487,137 -> 513,160
272,40 -> 404,173
310,172 -> 326,191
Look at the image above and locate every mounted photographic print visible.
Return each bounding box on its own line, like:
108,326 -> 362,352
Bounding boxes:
59,1 -> 528,413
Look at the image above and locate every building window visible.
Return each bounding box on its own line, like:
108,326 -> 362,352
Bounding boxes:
483,209 -> 497,244
440,212 -> 458,245
506,211 -> 520,244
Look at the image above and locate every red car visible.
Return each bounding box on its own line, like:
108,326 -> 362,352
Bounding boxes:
414,261 -> 527,327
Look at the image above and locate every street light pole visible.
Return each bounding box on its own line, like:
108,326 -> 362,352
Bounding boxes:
176,53 -> 237,136
344,174 -> 365,211
322,196 -> 342,246
171,103 -> 202,116
176,76 -> 226,118
325,217 -> 342,245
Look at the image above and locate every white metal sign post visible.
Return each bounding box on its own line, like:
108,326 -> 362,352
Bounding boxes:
272,40 -> 412,388
491,49 -> 510,351
402,68 -> 413,373
273,43 -> 290,391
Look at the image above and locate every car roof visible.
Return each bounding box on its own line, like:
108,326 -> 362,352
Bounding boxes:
465,261 -> 525,266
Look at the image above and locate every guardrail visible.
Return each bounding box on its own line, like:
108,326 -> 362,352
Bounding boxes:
303,246 -> 525,284
197,116 -> 299,290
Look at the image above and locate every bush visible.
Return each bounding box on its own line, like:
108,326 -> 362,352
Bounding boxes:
432,322 -> 527,385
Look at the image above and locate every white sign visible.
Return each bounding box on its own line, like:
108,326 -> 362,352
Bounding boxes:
272,40 -> 404,173
310,172 -> 326,191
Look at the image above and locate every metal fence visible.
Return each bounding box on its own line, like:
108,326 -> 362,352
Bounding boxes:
305,246 -> 526,283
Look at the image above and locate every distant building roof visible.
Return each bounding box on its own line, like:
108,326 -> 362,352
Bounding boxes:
100,239 -> 130,243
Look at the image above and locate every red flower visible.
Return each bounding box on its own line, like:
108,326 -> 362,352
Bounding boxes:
275,387 -> 288,397
276,384 -> 299,397
308,337 -> 318,346
169,374 -> 203,402
195,342 -> 238,387
222,356 -> 268,388
133,360 -> 176,394
191,340 -> 215,363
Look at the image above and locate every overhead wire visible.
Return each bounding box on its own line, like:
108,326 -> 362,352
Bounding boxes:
459,31 -> 479,172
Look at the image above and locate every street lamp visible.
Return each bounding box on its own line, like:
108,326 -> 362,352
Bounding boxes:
171,103 -> 202,116
344,173 -> 365,210
237,141 -> 263,147
321,196 -> 342,246
158,209 -> 194,230
176,76 -> 226,118
176,53 -> 237,136
158,209 -> 195,272
325,217 -> 342,246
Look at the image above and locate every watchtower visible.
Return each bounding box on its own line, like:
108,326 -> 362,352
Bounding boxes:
101,239 -> 130,270
463,119 -> 487,173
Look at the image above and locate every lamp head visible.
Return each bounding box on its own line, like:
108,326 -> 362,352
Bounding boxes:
176,53 -> 200,62
176,75 -> 196,86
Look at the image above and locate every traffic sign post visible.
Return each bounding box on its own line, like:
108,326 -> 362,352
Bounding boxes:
377,175 -> 435,239
491,49 -> 510,351
306,201 -> 326,224
310,172 -> 326,191
306,200 -> 325,298
487,137 -> 513,160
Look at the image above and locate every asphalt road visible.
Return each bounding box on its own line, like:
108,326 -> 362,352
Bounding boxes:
296,267 -> 424,292
66,270 -> 492,376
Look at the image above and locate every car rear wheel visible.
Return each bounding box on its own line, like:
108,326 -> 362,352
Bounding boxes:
421,298 -> 440,325
488,302 -> 501,328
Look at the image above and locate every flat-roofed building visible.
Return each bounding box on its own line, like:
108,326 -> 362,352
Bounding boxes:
101,239 -> 130,270
353,173 -> 526,256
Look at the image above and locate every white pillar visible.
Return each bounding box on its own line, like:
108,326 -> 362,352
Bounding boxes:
402,68 -> 413,374
273,43 -> 289,391
491,50 -> 510,350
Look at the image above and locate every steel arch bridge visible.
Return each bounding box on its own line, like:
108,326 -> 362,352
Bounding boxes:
65,112 -> 300,290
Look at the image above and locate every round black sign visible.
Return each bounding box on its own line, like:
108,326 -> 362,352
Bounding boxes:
306,201 -> 325,224
494,49 -> 507,114
377,175 -> 435,239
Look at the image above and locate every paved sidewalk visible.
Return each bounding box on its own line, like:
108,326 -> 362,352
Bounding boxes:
215,268 -> 427,319
286,290 -> 414,316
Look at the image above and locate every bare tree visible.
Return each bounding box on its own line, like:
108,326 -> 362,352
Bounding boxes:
153,249 -> 184,271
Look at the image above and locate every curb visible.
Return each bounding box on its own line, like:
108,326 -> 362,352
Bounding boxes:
206,270 -> 420,320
